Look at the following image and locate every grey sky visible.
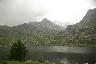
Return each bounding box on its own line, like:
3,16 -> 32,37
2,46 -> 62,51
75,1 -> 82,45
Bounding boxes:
0,0 -> 96,26
0,0 -> 47,26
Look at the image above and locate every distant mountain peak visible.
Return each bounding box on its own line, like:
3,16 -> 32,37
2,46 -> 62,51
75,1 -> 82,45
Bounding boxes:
80,8 -> 96,26
86,8 -> 96,16
41,18 -> 53,24
42,18 -> 49,21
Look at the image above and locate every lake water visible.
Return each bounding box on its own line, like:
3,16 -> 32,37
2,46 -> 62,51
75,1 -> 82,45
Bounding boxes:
0,46 -> 96,64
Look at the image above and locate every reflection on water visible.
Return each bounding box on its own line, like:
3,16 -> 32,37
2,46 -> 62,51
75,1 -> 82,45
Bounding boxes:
0,46 -> 96,64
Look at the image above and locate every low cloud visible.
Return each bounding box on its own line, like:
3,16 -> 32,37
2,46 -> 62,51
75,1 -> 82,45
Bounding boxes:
0,0 -> 96,26
85,0 -> 96,7
91,0 -> 96,6
0,0 -> 47,26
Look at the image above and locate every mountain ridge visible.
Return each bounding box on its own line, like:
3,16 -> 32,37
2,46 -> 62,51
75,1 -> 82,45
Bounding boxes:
55,8 -> 96,47
0,8 -> 96,47
0,18 -> 63,46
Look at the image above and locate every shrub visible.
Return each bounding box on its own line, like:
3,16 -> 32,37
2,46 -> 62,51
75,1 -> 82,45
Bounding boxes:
9,40 -> 28,61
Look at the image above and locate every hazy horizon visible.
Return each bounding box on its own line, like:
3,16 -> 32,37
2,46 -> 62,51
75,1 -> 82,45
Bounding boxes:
0,0 -> 96,26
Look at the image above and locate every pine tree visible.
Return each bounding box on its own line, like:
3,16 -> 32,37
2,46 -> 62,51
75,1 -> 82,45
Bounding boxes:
9,40 -> 28,61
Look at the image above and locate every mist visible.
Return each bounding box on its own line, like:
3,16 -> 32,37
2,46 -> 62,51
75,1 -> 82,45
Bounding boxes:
0,0 -> 96,26
0,0 -> 47,26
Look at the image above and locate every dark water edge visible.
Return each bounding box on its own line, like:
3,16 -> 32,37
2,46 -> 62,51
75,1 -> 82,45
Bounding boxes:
0,46 -> 96,64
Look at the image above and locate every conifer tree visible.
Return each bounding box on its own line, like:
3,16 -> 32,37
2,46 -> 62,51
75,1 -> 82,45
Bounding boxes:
9,40 -> 28,61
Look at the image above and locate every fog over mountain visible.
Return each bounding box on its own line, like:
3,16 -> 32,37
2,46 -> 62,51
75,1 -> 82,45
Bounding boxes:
0,0 -> 96,26
0,8 -> 96,47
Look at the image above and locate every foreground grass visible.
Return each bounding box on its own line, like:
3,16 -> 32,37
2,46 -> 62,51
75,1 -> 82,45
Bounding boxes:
0,61 -> 63,64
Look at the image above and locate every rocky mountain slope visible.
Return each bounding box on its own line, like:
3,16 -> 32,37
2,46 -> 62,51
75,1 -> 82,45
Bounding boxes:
55,8 -> 96,47
0,18 -> 62,46
0,8 -> 96,47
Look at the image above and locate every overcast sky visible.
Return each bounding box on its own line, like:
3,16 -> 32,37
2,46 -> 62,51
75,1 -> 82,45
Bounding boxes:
0,0 -> 96,26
